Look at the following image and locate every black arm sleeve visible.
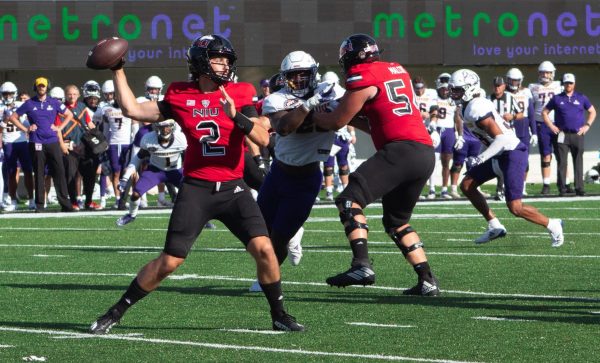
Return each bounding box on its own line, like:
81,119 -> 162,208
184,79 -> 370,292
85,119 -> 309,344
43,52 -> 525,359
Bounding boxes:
241,105 -> 258,118
157,100 -> 173,120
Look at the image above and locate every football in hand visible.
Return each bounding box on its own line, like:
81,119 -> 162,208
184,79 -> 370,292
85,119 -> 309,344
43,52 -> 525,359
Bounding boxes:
86,37 -> 128,70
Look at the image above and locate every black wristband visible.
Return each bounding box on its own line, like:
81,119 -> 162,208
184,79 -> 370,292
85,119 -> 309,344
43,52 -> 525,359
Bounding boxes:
233,112 -> 255,135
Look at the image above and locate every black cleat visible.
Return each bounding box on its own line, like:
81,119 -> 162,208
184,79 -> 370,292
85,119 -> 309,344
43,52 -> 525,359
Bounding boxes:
90,308 -> 122,334
540,184 -> 550,195
326,265 -> 376,287
403,276 -> 440,296
272,312 -> 305,332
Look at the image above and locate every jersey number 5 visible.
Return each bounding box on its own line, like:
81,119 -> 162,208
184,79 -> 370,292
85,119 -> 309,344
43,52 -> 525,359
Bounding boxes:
383,79 -> 414,117
196,120 -> 225,156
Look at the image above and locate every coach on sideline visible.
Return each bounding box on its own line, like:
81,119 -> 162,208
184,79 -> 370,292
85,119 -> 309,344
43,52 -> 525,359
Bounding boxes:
8,77 -> 75,211
542,73 -> 596,196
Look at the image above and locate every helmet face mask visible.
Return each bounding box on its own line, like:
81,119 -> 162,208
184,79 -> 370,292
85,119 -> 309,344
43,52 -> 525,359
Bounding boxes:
449,69 -> 481,103
537,61 -> 556,84
187,35 -> 237,85
506,68 -> 523,92
338,33 -> 380,73
145,76 -> 163,101
155,119 -> 176,142
82,80 -> 101,100
1,82 -> 18,105
280,51 -> 318,98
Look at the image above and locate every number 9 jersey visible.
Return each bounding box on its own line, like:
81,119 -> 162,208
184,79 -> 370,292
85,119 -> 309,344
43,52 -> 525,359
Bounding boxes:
345,61 -> 432,150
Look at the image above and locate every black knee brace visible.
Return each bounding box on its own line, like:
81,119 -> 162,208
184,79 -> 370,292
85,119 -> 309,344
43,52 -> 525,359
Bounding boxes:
450,164 -> 461,173
389,226 -> 423,256
338,167 -> 350,176
323,167 -> 334,177
336,198 -> 369,236
541,161 -> 551,168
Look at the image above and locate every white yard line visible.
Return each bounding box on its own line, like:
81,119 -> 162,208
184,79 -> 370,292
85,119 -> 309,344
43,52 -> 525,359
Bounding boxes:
32,254 -> 65,258
472,316 -> 535,322
346,322 -> 415,328
218,329 -> 285,335
2,244 -> 600,259
0,326 -> 482,363
0,270 -> 598,302
0,344 -> 15,348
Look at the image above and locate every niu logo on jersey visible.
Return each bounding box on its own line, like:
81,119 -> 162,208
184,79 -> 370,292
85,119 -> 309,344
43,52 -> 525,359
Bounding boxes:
192,108 -> 219,117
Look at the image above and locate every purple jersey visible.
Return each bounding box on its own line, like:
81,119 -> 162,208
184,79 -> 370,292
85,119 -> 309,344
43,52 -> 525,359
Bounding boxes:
16,96 -> 67,144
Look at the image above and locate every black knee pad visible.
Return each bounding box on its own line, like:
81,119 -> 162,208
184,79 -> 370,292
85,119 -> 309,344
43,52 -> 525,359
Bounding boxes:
389,226 -> 422,256
450,164 -> 461,173
338,167 -> 350,176
336,198 -> 369,236
541,161 -> 551,168
323,167 -> 334,177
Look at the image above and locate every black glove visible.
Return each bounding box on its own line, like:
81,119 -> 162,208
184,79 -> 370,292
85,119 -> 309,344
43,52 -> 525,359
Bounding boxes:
253,155 -> 270,177
111,57 -> 126,71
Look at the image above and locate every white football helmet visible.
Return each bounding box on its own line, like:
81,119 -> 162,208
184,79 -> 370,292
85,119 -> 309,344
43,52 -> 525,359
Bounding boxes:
449,69 -> 481,103
280,51 -> 319,98
82,80 -> 101,99
506,68 -> 524,92
538,61 -> 556,84
322,71 -> 340,85
585,168 -> 600,184
0,81 -> 18,105
49,87 -> 65,102
155,119 -> 176,142
102,80 -> 114,94
145,76 -> 163,100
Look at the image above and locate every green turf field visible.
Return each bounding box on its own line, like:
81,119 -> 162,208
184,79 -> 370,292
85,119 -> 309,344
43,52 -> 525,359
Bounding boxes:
1,196 -> 599,362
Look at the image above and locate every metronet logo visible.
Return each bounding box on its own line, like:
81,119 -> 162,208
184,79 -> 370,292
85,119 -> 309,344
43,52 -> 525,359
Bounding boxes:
0,5 -> 232,41
373,4 -> 600,39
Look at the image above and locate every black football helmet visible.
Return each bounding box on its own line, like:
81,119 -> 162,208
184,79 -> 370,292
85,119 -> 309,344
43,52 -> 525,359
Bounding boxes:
269,73 -> 285,93
338,33 -> 381,73
186,35 -> 237,84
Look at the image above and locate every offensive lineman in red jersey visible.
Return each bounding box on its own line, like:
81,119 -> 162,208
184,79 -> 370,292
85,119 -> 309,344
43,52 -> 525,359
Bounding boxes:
89,35 -> 304,333
311,34 -> 440,296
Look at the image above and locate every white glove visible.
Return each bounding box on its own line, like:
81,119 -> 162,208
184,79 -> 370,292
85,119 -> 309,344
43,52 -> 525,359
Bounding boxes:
304,83 -> 335,111
118,177 -> 129,193
465,156 -> 483,171
430,130 -> 441,148
454,135 -> 465,150
530,134 -> 538,147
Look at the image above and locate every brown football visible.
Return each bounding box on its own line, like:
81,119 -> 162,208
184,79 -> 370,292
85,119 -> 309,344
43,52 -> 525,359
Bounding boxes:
86,37 -> 128,70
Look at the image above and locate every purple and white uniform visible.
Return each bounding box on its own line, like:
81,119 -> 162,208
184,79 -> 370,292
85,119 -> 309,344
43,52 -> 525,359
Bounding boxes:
1,101 -> 33,174
463,97 -> 527,201
95,105 -> 133,173
528,81 -> 562,157
434,96 -> 457,154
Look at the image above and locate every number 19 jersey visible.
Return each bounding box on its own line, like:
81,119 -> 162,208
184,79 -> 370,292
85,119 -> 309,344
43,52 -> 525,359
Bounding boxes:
345,61 -> 432,150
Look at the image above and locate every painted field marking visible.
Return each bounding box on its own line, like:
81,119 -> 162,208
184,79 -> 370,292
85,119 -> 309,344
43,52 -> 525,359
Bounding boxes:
472,316 -> 535,322
0,344 -> 15,348
32,254 -> 66,258
346,322 -> 415,328
218,329 -> 285,335
1,270 -> 598,303
0,326 -> 483,363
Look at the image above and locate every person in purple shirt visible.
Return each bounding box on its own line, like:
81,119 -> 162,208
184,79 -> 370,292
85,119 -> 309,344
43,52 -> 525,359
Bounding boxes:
8,77 -> 75,211
542,73 -> 596,196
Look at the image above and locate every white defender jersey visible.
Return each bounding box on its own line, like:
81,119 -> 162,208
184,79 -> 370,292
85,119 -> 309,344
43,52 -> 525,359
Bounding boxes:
414,88 -> 438,119
1,102 -> 29,143
262,81 -> 344,166
434,96 -> 457,129
140,129 -> 187,171
463,97 -> 519,148
511,88 -> 533,118
96,105 -> 133,145
528,81 -> 562,122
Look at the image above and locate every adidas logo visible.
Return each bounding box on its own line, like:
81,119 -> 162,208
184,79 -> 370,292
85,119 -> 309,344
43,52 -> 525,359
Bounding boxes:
233,186 -> 244,194
421,281 -> 437,294
347,266 -> 375,281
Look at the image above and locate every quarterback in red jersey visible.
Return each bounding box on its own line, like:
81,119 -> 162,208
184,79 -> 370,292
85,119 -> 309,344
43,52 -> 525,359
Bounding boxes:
311,34 -> 440,296
89,35 -> 304,334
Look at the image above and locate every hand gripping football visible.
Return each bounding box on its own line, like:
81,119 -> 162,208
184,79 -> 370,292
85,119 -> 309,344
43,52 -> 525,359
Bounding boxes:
86,37 -> 128,70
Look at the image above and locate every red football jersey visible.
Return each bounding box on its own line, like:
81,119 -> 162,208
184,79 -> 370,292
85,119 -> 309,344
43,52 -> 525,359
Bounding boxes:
345,61 -> 432,150
164,81 -> 256,181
